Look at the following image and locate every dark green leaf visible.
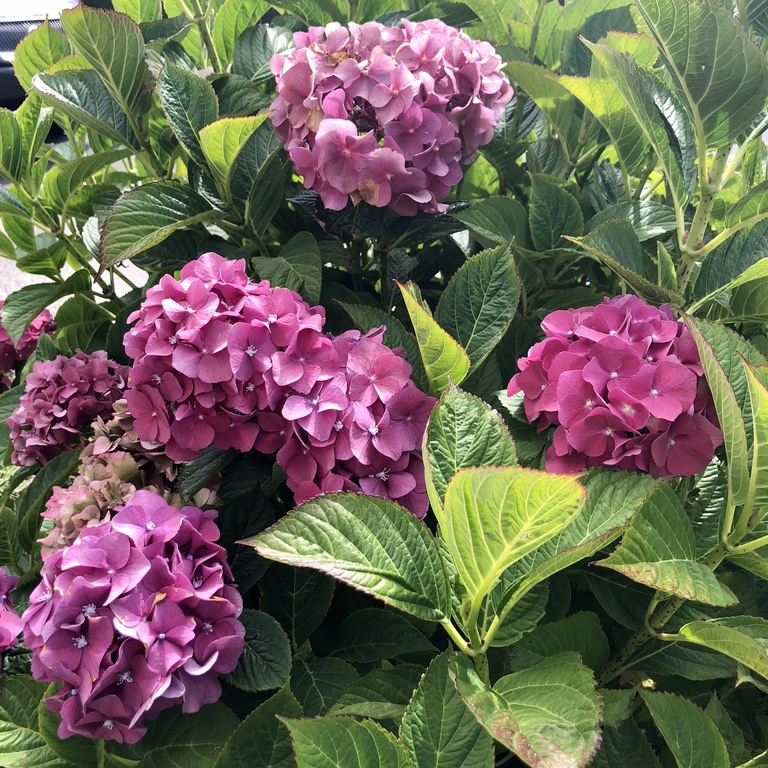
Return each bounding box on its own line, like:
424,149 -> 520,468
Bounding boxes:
592,719 -> 661,768
13,19 -> 72,92
232,25 -> 294,85
253,232 -> 321,305
54,294 -> 113,354
529,175 -> 584,251
290,658 -> 359,717
586,202 -> 678,241
450,195 -> 528,248
212,0 -> 271,66
178,448 -> 236,503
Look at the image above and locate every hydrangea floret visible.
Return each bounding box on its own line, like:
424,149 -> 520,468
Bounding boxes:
507,295 -> 723,477
0,568 -> 23,664
21,490 -> 244,743
0,301 -> 55,387
7,350 -> 129,467
270,19 -> 513,214
123,252 -> 435,517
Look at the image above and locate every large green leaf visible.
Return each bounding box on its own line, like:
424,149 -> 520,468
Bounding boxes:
640,691 -> 729,768
0,677 -> 60,768
598,483 -> 738,606
332,608 -> 436,663
100,181 -> 225,267
232,25 -> 294,86
584,42 -> 686,211
113,0 -> 162,22
400,651 -> 494,768
743,360 -> 768,513
586,201 -> 677,241
399,282 -> 470,396
676,616 -> 768,679
259,564 -> 334,647
0,110 -> 22,184
13,19 -> 72,92
634,0 -> 768,144
283,717 -> 413,768
33,70 -> 139,148
326,665 -> 425,720
212,0 -> 272,66
1,269 -> 90,346
226,609 -> 292,693
55,294 -> 113,354
423,382 -> 517,514
592,719 -> 661,768
434,245 -> 519,375
253,232 -> 321,306
290,658 -> 359,717
683,316 -> 751,509
529,175 -> 584,251
157,61 -> 219,168
442,466 -> 586,602
450,195 -> 528,248
61,4 -> 148,113
245,492 -> 452,622
558,75 -> 648,175
449,653 -> 602,768
133,703 -> 239,768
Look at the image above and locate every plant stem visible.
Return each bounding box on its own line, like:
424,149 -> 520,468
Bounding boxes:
440,620 -> 476,656
190,0 -> 222,73
633,150 -> 656,201
474,652 -> 491,686
509,0 -> 548,136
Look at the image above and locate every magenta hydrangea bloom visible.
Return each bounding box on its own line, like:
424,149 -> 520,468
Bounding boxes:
7,351 -> 129,467
123,253 -> 435,517
0,568 -> 23,663
0,301 -> 56,387
507,295 -> 723,478
270,19 -> 513,215
21,490 -> 244,743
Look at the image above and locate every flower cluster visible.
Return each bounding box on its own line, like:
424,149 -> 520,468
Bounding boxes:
508,295 -> 723,477
0,569 -> 23,664
270,19 -> 513,215
0,302 -> 56,387
7,351 -> 129,466
22,491 -> 244,743
124,252 -> 434,516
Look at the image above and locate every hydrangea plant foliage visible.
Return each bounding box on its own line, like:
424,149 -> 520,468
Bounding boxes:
0,0 -> 767,766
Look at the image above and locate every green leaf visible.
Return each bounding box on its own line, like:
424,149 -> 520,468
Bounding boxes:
232,25 -> 296,85
327,665 -> 425,720
214,684 -> 302,768
100,181 -> 225,267
15,96 -> 54,180
706,695 -> 751,767
339,302 -> 427,391
592,720 -> 662,768
683,316 -> 751,508
55,294 -> 113,354
529,175 -> 584,251
134,703 -> 239,768
13,19 -> 72,92
259,564 -> 334,647
1,269 -> 90,346
634,0 -> 768,145
487,581 -> 548,648
640,691 -> 729,768
442,466 -> 586,602
0,186 -> 31,221
0,677 -> 61,768
499,470 -> 660,612
569,218 -> 683,305
743,360 -> 768,512
177,447 -> 237,503
449,652 -> 602,768
61,4 -> 148,113
283,717 -> 413,768
506,612 -> 610,674
332,608 -> 437,663
199,115 -> 270,205
0,109 -> 22,184
38,684 -> 99,768
33,70 -> 138,148
586,202 -> 678,241
423,382 -> 517,513
113,0 -> 162,22
675,616 -> 768,679
584,42 -> 687,210
598,483 -> 738,606
399,282 -> 470,396
157,61 -> 219,168
245,493 -> 452,621
226,609 -> 292,693
400,651 -> 494,768
434,245 -> 520,375
253,232 -> 322,305
290,658 -> 359,717
212,0 -> 271,66
450,195 -> 528,248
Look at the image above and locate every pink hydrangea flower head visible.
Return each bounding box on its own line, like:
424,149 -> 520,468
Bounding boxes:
0,568 -> 23,662
508,295 -> 723,477
0,301 -> 56,384
270,19 -> 513,215
21,491 -> 244,743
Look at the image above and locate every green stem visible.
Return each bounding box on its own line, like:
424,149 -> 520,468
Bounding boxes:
728,532 -> 768,554
190,0 -> 222,73
509,0 -> 548,136
633,150 -> 656,201
720,112 -> 768,187
473,652 -> 490,686
440,620 -> 477,656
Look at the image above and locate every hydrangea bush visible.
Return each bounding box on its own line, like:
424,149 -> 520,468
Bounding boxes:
1,1 -> 768,767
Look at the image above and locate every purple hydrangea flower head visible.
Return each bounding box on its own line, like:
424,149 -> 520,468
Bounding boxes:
507,295 -> 723,478
21,490 -> 244,743
124,253 -> 436,518
7,351 -> 129,466
0,568 -> 23,662
0,301 -> 56,387
270,19 -> 513,215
